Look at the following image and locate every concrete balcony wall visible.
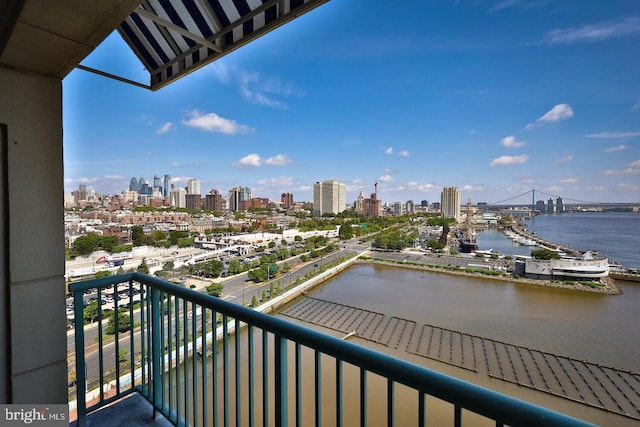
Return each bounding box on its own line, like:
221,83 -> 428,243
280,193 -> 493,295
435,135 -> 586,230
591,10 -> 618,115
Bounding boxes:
0,66 -> 67,403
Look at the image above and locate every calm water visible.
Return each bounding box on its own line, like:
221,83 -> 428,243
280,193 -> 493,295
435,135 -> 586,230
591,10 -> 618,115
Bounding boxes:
475,211 -> 640,269
313,264 -> 640,373
525,211 -> 640,269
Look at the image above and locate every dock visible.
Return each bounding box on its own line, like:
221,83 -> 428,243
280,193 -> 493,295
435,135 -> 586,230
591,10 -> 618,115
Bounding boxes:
282,296 -> 640,422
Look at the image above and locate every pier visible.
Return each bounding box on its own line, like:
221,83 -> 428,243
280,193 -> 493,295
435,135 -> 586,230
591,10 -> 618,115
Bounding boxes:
510,226 -> 583,255
282,296 -> 640,421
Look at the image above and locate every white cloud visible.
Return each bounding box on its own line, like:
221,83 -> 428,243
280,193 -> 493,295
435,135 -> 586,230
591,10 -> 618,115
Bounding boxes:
407,181 -> 437,192
630,160 -> 640,167
547,186 -> 563,194
602,159 -> 640,175
239,71 -> 294,109
258,176 -> 293,186
560,177 -> 578,184
212,63 -> 230,84
585,131 -> 640,139
378,175 -> 394,183
264,154 -> 292,166
462,185 -> 484,191
555,154 -> 573,163
398,150 -> 410,157
546,17 -> 640,44
539,104 -> 574,123
157,122 -> 174,134
633,100 -> 640,110
385,147 -> 393,155
490,155 -> 529,166
500,135 -> 525,148
234,154 -> 262,167
604,145 -> 627,152
183,110 -> 254,134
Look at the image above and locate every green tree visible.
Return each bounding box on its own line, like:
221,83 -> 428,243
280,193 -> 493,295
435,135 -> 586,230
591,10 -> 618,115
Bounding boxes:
106,309 -> 131,334
101,235 -> 119,252
206,282 -> 224,297
531,248 -> 561,260
227,259 -> 242,275
84,301 -> 99,323
163,260 -> 175,271
94,270 -> 112,279
73,233 -> 102,255
338,224 -> 354,240
251,295 -> 258,307
137,258 -> 150,274
131,225 -> 147,246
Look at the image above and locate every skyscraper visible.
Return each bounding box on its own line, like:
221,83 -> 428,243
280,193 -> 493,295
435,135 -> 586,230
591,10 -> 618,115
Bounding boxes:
170,187 -> 186,208
153,174 -> 161,190
440,187 -> 460,219
228,186 -> 252,211
313,179 -> 346,216
187,178 -> 201,195
281,192 -> 294,208
129,177 -> 138,192
163,174 -> 171,198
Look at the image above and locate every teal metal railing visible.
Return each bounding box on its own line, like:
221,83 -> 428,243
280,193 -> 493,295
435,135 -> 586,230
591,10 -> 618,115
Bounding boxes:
71,273 -> 594,427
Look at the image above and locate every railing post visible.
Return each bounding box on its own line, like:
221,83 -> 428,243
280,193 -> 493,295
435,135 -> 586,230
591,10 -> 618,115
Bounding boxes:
74,290 -> 87,427
151,287 -> 162,416
275,334 -> 288,427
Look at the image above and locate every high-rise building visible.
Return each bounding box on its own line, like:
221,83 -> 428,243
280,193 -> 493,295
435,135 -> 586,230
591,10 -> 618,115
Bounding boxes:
185,194 -> 201,210
440,187 -> 460,219
170,188 -> 186,208
281,192 -> 294,208
392,201 -> 403,216
163,174 -> 171,198
129,177 -> 138,192
556,197 -> 564,213
228,186 -> 252,211
153,174 -> 161,190
536,200 -> 547,213
313,179 -> 346,216
421,200 -> 428,207
138,176 -> 145,191
405,200 -> 415,214
547,198 -> 555,213
205,189 -> 222,211
187,178 -> 200,195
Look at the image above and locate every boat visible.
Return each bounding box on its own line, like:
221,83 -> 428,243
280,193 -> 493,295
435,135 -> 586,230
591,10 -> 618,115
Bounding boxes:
458,199 -> 479,253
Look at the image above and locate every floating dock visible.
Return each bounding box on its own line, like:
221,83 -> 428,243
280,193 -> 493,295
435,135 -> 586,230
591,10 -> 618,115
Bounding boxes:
282,296 -> 640,421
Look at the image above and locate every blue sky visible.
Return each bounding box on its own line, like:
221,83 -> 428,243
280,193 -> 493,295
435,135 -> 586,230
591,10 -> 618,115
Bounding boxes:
63,0 -> 640,205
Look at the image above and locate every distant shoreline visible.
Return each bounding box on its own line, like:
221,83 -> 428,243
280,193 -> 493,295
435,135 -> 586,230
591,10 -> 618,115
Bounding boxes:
356,257 -> 623,295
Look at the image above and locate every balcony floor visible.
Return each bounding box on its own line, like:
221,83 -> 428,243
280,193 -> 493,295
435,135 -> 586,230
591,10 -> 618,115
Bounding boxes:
71,393 -> 173,427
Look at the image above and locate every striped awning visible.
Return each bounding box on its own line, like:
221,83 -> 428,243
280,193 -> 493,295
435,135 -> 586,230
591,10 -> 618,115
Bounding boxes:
118,0 -> 328,91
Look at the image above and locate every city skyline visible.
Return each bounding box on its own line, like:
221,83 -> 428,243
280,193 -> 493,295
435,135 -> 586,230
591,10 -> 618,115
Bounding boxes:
64,1 -> 640,204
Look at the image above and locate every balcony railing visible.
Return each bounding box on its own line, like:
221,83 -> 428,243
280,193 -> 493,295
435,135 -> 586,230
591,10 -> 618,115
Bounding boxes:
70,273 -> 594,427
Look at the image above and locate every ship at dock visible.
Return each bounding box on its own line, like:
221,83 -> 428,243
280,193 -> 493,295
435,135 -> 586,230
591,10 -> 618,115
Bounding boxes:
458,199 -> 479,253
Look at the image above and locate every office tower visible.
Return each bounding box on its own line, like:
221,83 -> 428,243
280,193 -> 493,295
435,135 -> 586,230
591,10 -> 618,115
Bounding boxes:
170,188 -> 186,208
163,174 -> 171,198
393,202 -> 403,216
228,186 -> 252,211
187,178 -> 200,195
313,179 -> 346,216
536,200 -> 547,213
138,176 -> 145,191
153,174 -> 161,190
440,187 -> 460,219
547,198 -> 555,213
129,177 -> 138,192
421,200 -> 428,207
556,197 -> 564,213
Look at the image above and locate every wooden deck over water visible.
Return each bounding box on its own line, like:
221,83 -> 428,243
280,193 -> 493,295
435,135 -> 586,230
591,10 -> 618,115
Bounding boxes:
282,296 -> 640,421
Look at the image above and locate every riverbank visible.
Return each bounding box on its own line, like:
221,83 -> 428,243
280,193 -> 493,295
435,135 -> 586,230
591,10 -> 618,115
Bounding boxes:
358,255 -> 623,295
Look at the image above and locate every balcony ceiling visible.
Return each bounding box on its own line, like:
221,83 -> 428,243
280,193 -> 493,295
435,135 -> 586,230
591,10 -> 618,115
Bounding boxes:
1,0 -> 328,90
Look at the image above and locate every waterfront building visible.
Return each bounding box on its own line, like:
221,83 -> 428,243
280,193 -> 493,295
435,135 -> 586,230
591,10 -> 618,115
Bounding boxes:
313,179 -> 346,216
547,198 -> 555,213
525,252 -> 609,281
536,200 -> 546,213
187,178 -> 200,195
441,187 -> 460,220
556,197 -> 564,213
170,187 -> 186,208
228,186 -> 252,211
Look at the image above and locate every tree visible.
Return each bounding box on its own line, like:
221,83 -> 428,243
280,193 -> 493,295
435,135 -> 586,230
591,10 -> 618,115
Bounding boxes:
163,260 -> 175,271
206,282 -> 224,297
251,295 -> 258,307
94,270 -> 112,279
227,259 -> 242,275
338,224 -> 354,240
106,310 -> 131,334
137,258 -> 150,274
294,235 -> 302,242
73,233 -> 102,255
131,226 -> 148,246
531,248 -> 561,260
84,301 -> 99,324
268,241 -> 276,249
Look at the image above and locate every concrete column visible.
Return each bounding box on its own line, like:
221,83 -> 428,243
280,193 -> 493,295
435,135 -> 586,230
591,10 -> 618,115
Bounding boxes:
0,66 -> 66,403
